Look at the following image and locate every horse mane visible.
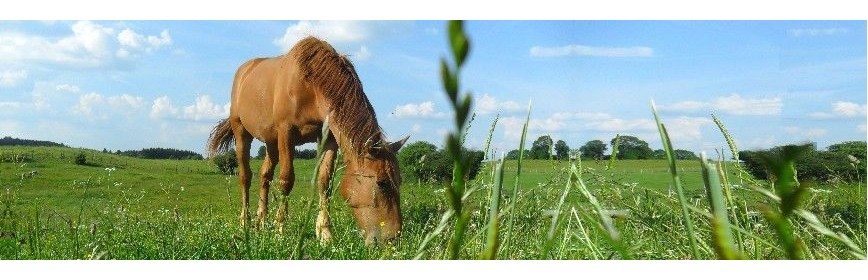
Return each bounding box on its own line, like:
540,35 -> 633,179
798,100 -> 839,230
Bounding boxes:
288,37 -> 393,158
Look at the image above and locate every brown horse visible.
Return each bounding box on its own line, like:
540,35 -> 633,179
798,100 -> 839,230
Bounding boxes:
208,37 -> 408,244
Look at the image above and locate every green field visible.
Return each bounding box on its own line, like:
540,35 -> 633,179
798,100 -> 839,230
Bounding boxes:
1,146 -> 865,259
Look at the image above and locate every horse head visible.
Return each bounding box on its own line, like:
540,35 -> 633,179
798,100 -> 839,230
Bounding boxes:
339,135 -> 409,244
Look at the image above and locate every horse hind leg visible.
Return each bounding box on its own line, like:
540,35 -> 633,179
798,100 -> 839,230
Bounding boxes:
256,144 -> 278,228
232,123 -> 254,228
315,138 -> 338,243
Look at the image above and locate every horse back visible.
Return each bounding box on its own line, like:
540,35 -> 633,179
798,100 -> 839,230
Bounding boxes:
230,55 -> 325,145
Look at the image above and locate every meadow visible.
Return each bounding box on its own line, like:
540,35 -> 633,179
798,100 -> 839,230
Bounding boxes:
1,145 -> 864,260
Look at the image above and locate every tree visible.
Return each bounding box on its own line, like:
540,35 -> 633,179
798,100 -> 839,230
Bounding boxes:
554,140 -> 570,160
256,146 -> 266,159
579,140 -> 607,160
610,135 -> 653,160
530,135 -> 553,159
397,141 -> 438,181
397,141 -> 485,184
673,149 -> 698,160
505,149 -> 530,160
827,141 -> 867,160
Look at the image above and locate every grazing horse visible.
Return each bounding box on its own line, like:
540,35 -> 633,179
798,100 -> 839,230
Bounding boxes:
208,37 -> 408,244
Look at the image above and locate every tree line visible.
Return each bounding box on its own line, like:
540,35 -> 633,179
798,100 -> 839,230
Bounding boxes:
111,147 -> 204,160
505,134 -> 699,161
0,136 -> 67,147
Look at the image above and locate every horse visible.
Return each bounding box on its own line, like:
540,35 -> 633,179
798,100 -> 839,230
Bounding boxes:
208,36 -> 408,244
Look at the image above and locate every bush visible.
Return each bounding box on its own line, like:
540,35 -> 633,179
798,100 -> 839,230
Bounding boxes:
397,141 -> 485,184
74,152 -> 87,165
212,150 -> 238,175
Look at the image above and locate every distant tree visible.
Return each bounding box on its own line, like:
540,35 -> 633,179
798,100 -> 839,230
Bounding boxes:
505,149 -> 530,160
827,141 -> 867,160
530,135 -> 553,159
673,149 -> 699,160
256,146 -> 266,159
0,136 -> 66,147
397,141 -> 438,181
554,140 -> 570,160
295,149 -> 317,159
397,141 -> 484,183
579,140 -> 607,160
653,149 -> 666,159
610,135 -> 653,160
212,149 -> 238,175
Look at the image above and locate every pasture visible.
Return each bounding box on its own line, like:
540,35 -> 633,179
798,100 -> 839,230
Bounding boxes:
1,146 -> 864,259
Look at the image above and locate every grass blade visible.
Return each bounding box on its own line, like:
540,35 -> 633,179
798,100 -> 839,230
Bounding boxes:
480,156 -> 506,260
651,100 -> 701,259
700,152 -> 742,260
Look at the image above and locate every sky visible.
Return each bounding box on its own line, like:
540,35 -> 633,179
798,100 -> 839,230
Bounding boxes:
1,20 -> 865,157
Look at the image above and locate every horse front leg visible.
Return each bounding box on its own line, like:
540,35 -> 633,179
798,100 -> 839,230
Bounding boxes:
255,144 -> 278,228
315,138 -> 338,243
275,129 -> 296,232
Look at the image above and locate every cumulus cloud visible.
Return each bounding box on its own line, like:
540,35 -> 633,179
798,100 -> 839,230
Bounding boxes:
55,84 -> 81,93
0,21 -> 172,68
116,28 -> 172,58
530,45 -> 653,58
391,101 -> 448,119
476,93 -> 523,115
150,96 -> 179,119
182,95 -> 229,121
663,94 -> 782,116
0,69 -> 28,87
809,101 -> 867,119
273,21 -> 409,60
73,92 -> 144,117
788,27 -> 848,37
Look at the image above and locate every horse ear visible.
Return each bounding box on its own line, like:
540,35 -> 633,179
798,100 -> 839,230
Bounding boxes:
389,135 -> 410,152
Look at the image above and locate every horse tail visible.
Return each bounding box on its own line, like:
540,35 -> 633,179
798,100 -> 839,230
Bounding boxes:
208,118 -> 234,158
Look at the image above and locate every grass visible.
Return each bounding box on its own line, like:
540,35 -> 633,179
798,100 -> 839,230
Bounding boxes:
1,145 -> 864,259
2,21 -> 865,261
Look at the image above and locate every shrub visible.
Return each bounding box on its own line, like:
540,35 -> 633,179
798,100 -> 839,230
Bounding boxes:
212,150 -> 238,175
74,152 -> 87,165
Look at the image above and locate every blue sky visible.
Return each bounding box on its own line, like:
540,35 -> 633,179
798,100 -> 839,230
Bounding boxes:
1,20 -> 865,157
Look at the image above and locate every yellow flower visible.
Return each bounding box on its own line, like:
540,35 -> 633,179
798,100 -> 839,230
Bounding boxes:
379,221 -> 385,227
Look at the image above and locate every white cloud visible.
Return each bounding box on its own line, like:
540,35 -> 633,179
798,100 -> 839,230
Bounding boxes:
273,21 -> 409,60
585,118 -> 657,132
392,101 -> 448,119
784,126 -> 827,139
788,27 -> 848,37
353,45 -> 371,60
713,94 -> 782,115
116,28 -> 172,58
182,95 -> 229,121
858,124 -> 866,133
551,112 -> 612,121
55,84 -> 81,93
73,92 -> 144,117
663,94 -> 782,116
72,92 -> 104,116
476,93 -> 523,115
150,96 -> 178,119
0,21 -> 172,68
809,101 -> 867,119
0,69 -> 28,87
530,45 -> 654,58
